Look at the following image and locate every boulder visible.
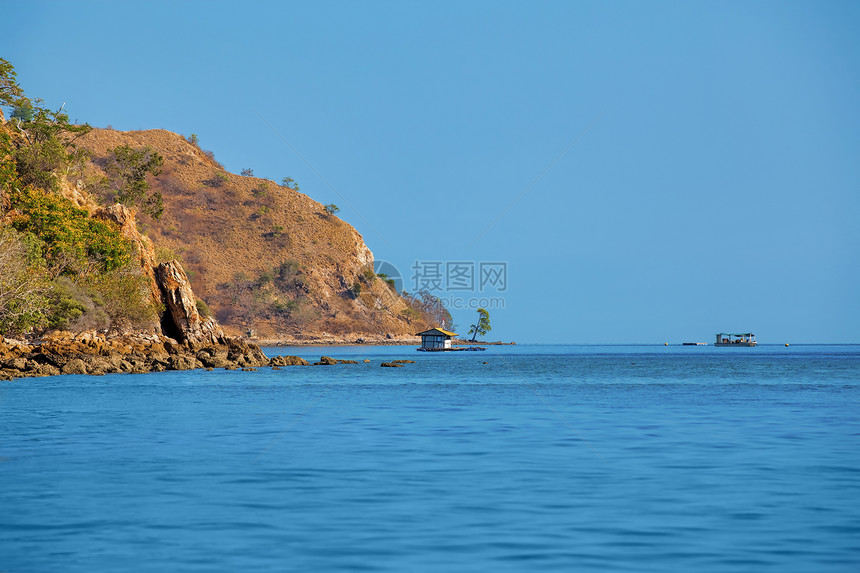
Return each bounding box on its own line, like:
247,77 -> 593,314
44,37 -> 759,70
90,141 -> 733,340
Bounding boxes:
0,338 -> 28,362
380,362 -> 404,368
270,355 -> 310,366
35,363 -> 60,377
85,357 -> 114,375
167,355 -> 198,371
62,359 -> 88,375
3,357 -> 27,371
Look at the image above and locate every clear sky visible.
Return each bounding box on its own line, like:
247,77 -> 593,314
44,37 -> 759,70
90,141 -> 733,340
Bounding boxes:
4,0 -> 859,343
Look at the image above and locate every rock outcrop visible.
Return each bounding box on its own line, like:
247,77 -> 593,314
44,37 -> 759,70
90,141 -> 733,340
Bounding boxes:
155,260 -> 227,348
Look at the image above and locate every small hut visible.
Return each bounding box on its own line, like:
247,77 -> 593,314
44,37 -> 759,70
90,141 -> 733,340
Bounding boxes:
417,328 -> 457,350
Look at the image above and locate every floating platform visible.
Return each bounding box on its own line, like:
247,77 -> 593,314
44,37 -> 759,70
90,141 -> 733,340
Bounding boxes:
715,332 -> 756,347
682,342 -> 707,346
416,346 -> 487,352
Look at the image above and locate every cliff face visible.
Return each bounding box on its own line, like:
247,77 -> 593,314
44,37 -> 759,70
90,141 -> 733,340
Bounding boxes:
75,128 -> 426,340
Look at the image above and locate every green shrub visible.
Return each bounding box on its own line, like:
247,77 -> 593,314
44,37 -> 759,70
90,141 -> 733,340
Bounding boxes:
85,266 -> 158,331
252,182 -> 268,197
195,299 -> 211,318
154,246 -> 177,264
271,299 -> 298,314
45,276 -> 108,331
13,136 -> 69,192
324,204 -> 339,216
9,185 -> 133,274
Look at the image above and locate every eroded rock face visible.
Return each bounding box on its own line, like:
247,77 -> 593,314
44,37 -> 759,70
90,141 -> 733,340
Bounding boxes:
155,260 -> 227,348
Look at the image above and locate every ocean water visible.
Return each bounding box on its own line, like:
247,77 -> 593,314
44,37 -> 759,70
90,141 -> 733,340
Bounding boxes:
1,344 -> 859,572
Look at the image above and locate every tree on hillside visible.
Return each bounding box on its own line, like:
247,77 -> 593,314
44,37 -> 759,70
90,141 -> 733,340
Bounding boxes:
0,226 -> 47,336
0,58 -> 25,108
10,101 -> 33,123
324,204 -> 339,217
468,307 -> 491,342
101,144 -> 165,219
7,97 -> 92,192
403,289 -> 454,331
281,177 -> 299,191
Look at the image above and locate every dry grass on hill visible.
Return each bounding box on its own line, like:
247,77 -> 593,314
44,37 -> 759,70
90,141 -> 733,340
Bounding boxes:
75,128 -> 428,339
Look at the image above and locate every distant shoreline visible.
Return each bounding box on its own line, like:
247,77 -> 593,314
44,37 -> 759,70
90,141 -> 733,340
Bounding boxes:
252,337 -> 516,348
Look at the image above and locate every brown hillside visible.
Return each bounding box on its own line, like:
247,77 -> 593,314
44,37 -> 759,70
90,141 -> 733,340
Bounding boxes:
76,128 -> 426,340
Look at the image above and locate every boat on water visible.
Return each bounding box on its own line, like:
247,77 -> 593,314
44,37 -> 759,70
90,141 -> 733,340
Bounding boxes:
715,333 -> 756,347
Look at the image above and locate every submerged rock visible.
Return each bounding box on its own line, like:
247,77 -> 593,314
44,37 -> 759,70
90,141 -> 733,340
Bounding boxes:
270,355 -> 310,366
314,356 -> 360,365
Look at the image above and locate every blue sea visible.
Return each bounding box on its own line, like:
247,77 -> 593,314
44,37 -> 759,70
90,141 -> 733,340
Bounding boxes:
1,344 -> 859,572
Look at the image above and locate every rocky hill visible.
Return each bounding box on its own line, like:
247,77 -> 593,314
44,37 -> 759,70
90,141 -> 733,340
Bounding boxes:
75,128 -> 427,342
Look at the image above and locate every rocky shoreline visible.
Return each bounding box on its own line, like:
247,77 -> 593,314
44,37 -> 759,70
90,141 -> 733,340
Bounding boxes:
0,332 -> 428,380
0,331 -> 272,379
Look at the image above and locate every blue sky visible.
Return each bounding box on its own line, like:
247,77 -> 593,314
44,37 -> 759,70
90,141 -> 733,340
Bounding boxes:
4,0 -> 859,343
